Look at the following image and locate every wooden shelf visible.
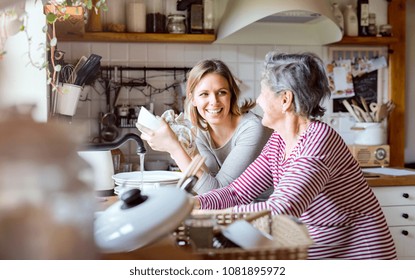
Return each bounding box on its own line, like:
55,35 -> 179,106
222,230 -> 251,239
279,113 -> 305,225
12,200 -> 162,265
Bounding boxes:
57,32 -> 216,43
331,35 -> 399,46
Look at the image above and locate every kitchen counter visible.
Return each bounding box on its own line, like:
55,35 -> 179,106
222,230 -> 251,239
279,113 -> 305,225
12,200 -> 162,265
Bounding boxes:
364,168 -> 415,187
97,168 -> 415,211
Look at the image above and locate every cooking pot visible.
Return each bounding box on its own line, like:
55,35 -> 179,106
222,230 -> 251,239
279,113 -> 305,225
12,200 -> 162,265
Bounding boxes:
94,187 -> 193,253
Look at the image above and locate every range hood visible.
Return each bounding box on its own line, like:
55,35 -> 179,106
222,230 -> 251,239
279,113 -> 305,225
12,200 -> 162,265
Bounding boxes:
214,0 -> 342,45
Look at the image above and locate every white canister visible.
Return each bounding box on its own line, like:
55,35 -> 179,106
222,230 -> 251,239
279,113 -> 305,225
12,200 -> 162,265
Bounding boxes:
126,0 -> 146,32
353,122 -> 386,146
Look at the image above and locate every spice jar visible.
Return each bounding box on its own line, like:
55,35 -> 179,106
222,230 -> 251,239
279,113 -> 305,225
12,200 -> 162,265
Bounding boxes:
167,14 -> 186,34
379,24 -> 392,37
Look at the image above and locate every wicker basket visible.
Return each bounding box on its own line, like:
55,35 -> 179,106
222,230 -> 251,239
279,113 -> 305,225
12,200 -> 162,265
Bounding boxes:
173,210 -> 313,260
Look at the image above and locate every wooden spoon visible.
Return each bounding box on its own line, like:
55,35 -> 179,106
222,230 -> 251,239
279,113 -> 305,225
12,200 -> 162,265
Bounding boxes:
376,103 -> 388,122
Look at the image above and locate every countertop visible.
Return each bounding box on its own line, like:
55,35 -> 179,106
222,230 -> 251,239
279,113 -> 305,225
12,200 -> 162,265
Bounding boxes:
95,168 -> 415,260
364,168 -> 415,187
97,168 -> 415,210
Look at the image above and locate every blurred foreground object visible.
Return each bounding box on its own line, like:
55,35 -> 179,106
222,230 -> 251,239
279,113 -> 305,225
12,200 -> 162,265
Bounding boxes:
0,106 -> 97,259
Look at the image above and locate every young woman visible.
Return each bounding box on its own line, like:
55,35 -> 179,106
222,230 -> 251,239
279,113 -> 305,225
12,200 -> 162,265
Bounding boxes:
194,52 -> 397,260
137,59 -> 272,196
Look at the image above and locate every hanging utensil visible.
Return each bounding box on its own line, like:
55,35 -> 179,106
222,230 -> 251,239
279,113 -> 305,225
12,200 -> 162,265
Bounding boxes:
100,79 -> 119,142
74,54 -> 102,86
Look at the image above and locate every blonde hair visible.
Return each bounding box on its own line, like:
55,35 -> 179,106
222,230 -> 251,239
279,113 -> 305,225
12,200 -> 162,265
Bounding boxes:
184,59 -> 255,130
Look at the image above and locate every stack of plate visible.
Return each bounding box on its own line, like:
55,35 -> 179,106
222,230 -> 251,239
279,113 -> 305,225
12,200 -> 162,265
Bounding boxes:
112,171 -> 183,195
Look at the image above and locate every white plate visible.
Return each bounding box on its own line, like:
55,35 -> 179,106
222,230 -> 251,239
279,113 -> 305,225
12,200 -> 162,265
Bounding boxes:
114,180 -> 178,186
112,171 -> 182,184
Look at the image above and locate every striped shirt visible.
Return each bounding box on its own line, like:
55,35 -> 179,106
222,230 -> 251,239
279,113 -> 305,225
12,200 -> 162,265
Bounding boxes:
197,121 -> 397,259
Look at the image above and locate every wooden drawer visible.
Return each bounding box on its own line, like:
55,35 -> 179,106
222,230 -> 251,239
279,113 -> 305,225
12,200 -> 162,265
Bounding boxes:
381,206 -> 415,226
372,186 -> 415,206
389,226 -> 415,259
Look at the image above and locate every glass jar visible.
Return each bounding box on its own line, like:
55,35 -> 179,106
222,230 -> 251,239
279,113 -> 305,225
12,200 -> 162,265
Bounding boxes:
126,0 -> 146,33
203,0 -> 215,34
167,14 -> 186,34
146,0 -> 166,33
379,24 -> 392,37
105,0 -> 126,32
0,110 -> 97,259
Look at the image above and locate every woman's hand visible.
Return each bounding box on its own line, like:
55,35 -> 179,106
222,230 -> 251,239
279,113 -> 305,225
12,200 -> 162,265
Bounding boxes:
192,197 -> 201,209
137,118 -> 181,154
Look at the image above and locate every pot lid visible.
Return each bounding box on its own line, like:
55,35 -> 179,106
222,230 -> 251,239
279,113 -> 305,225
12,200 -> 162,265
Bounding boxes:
94,188 -> 193,253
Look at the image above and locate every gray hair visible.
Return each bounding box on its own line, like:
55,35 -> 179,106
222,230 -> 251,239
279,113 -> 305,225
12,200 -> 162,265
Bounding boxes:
261,51 -> 330,118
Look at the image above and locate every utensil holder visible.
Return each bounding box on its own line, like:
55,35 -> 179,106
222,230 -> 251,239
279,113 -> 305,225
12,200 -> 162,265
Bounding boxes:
56,83 -> 83,116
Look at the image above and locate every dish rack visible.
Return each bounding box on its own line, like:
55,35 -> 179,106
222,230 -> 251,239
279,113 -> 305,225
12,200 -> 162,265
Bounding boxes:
173,210 -> 313,260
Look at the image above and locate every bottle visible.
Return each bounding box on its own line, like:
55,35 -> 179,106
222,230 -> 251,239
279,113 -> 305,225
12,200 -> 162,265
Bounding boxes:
368,13 -> 377,36
357,0 -> 369,36
344,4 -> 358,37
331,3 -> 344,36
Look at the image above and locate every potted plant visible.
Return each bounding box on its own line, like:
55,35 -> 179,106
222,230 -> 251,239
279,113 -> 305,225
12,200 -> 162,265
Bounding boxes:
42,0 -> 107,115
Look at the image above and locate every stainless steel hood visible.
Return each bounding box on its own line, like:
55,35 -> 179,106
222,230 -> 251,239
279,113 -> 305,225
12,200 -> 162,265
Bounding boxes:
214,0 -> 342,45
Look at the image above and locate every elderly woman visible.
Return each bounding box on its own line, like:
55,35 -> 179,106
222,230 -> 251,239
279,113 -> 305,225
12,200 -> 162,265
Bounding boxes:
138,59 -> 272,196
194,51 -> 397,260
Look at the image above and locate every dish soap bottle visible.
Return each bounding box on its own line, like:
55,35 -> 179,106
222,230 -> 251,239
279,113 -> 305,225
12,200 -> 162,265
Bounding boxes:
357,0 -> 370,36
332,3 -> 344,36
344,4 -> 358,37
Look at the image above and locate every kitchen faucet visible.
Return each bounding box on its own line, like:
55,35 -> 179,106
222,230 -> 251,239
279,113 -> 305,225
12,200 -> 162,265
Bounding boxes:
81,133 -> 146,155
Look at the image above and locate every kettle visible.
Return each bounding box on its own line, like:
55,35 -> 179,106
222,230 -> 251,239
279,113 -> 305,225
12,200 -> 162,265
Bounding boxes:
77,150 -> 115,195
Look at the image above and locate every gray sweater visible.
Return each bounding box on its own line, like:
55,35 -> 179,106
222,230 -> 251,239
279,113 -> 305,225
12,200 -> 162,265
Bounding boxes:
193,111 -> 273,196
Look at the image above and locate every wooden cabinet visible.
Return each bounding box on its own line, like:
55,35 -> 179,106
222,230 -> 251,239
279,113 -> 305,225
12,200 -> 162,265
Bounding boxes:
332,0 -> 406,167
372,186 -> 415,259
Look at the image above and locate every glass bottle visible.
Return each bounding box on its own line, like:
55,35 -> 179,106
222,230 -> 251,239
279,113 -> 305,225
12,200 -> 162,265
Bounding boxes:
368,13 -> 377,36
331,3 -> 344,36
146,0 -> 166,33
344,4 -> 358,37
357,0 -> 369,36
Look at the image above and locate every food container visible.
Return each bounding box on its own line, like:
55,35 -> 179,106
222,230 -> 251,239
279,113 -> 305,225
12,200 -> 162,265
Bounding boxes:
145,0 -> 166,33
353,122 -> 386,146
166,14 -> 186,34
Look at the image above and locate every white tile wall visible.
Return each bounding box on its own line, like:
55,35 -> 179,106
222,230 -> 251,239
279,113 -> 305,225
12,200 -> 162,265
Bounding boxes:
56,41 -> 364,167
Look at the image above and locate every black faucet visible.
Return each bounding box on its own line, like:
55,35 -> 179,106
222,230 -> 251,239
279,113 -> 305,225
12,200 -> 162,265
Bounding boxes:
80,133 -> 146,154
